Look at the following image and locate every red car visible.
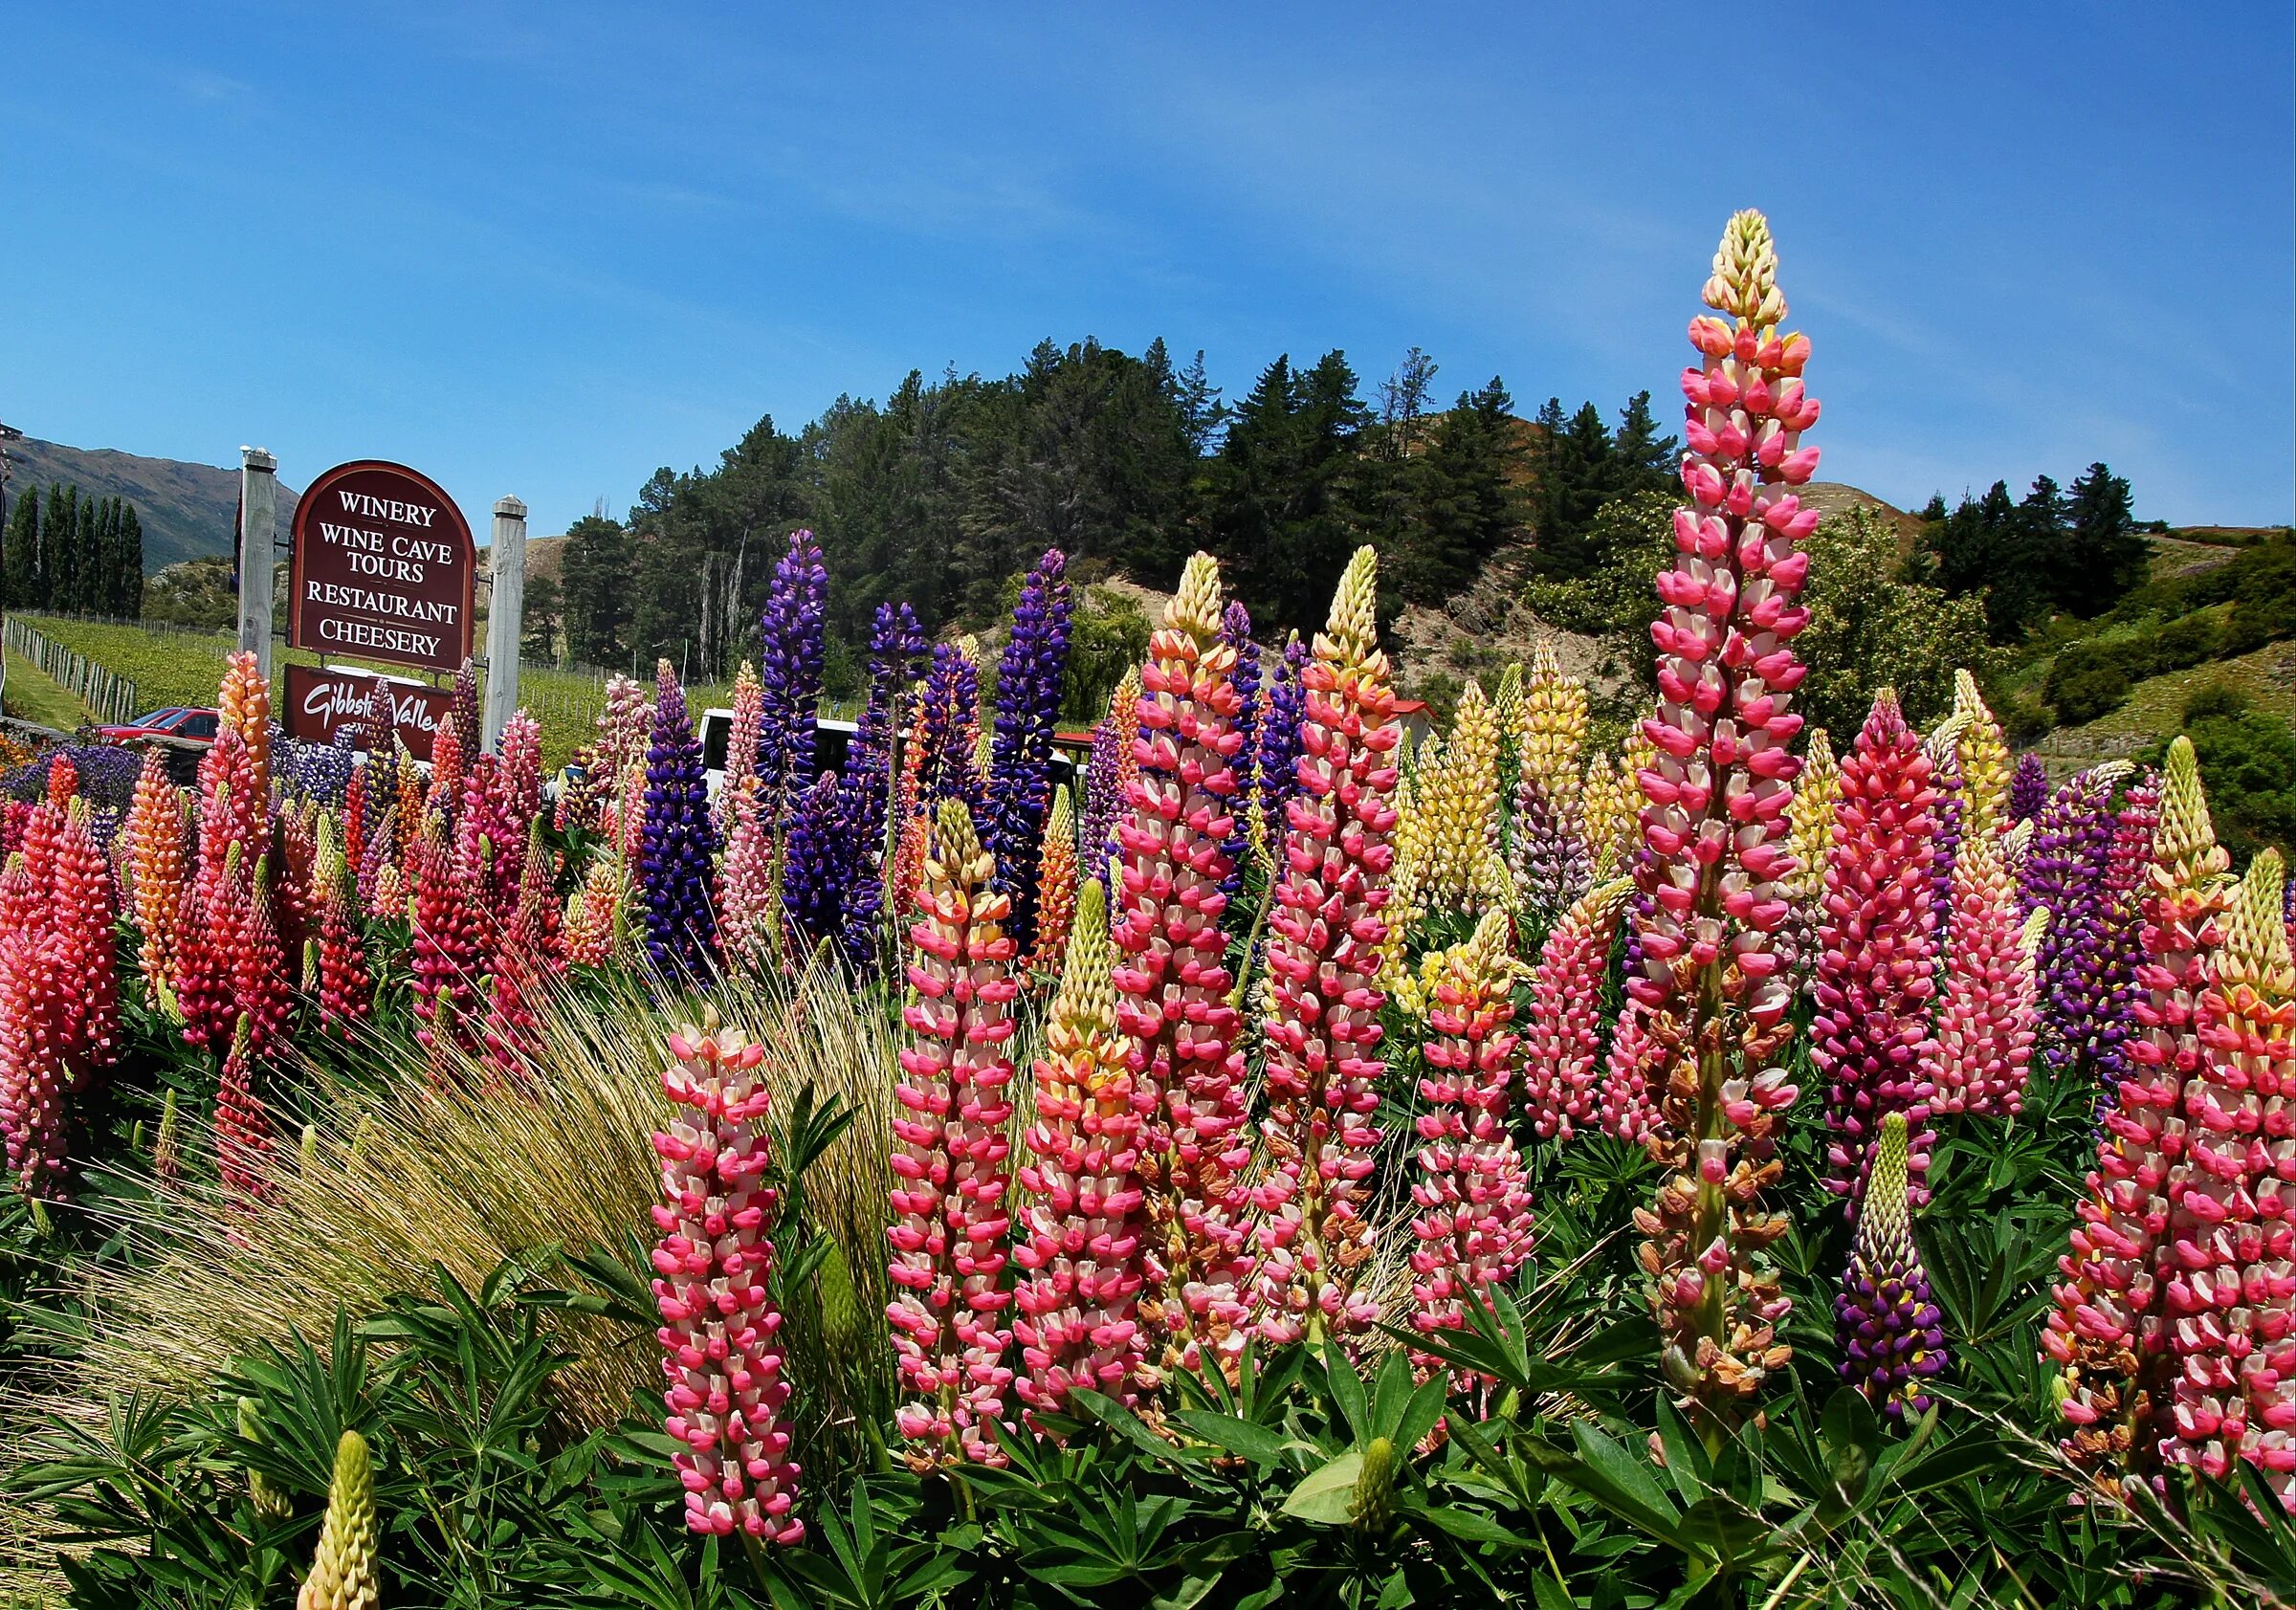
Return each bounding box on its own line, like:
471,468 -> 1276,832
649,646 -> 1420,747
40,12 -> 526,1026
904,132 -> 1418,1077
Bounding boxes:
95,706 -> 221,746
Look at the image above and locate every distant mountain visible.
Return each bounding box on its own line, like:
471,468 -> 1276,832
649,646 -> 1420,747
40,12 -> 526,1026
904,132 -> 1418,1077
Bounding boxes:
1,436 -> 301,573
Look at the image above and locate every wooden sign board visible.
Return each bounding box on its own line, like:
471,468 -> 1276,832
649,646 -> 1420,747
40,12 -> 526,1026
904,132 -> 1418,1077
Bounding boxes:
283,663 -> 454,762
288,460 -> 475,673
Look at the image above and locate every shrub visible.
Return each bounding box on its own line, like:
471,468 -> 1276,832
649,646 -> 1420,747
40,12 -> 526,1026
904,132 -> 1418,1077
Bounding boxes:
2180,677 -> 2253,725
2047,655 -> 2134,726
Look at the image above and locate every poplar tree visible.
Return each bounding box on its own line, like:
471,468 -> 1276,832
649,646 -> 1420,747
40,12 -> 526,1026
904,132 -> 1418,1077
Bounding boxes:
2,486 -> 35,608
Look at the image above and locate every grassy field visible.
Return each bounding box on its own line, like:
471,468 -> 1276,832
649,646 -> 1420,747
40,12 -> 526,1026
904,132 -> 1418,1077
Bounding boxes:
15,616 -> 732,770
2,650 -> 95,731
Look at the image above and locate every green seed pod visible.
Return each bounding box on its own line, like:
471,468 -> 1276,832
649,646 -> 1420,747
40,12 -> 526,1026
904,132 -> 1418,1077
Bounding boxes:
238,1398 -> 293,1523
1350,1436 -> 1396,1533
298,1428 -> 380,1610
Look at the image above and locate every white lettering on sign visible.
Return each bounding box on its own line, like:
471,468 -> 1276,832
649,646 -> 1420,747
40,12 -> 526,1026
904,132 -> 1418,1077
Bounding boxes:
316,521 -> 386,553
315,616 -> 444,659
337,489 -> 438,528
302,580 -> 458,625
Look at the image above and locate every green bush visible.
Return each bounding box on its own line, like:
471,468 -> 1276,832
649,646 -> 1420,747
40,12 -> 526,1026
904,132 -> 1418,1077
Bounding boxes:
2179,677 -> 2253,725
2149,610 -> 2220,671
2046,655 -> 2134,726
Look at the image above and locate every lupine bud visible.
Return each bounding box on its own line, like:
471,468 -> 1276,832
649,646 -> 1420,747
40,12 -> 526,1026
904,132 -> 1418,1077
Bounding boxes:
1352,1437 -> 1397,1533
651,1017 -> 801,1540
295,1430 -> 378,1610
889,801 -> 1017,1467
1835,1112 -> 1946,1418
1013,879 -> 1148,1419
1253,547 -> 1401,1347
238,1397 -> 294,1522
1813,693 -> 1939,1212
1522,879 -> 1635,1139
1630,211 -> 1813,1426
1410,909 -> 1534,1380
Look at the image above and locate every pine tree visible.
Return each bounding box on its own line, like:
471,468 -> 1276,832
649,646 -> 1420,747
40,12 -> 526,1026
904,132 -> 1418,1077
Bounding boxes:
1608,389 -> 1679,498
1529,399 -> 1617,578
2,483 -> 35,609
560,514 -> 634,668
2063,461 -> 2145,617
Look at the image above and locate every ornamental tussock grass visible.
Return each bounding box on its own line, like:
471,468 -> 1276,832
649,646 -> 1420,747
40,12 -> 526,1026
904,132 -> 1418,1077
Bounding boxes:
0,953 -> 926,1487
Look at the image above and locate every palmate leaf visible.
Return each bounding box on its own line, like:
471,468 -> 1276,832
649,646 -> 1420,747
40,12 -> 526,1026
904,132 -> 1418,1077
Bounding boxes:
1164,1407 -> 1298,1468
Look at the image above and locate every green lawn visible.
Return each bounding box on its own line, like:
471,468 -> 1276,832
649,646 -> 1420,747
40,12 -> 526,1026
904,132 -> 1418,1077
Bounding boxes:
2,649 -> 95,731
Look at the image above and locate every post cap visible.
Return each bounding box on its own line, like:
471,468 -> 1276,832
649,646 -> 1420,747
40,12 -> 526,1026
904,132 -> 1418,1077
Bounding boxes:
240,446 -> 277,472
494,496 -> 527,518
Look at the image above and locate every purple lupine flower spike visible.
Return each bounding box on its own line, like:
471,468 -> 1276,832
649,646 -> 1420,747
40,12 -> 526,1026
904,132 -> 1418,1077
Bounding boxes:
1220,602 -> 1260,908
985,549 -> 1075,952
640,661 -> 720,978
755,530 -> 829,824
782,770 -> 851,956
1929,744 -> 1964,954
2007,752 -> 2048,827
916,642 -> 983,813
839,603 -> 927,973
2024,767 -> 2142,1096
1255,632 -> 1310,839
1835,1111 -> 1947,1419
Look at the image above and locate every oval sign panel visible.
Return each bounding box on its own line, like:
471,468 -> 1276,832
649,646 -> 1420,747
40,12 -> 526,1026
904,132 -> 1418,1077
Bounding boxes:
289,460 -> 475,673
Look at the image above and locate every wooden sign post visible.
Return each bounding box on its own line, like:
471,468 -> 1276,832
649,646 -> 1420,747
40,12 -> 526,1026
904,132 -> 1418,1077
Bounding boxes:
236,447 -> 278,678
482,496 -> 526,751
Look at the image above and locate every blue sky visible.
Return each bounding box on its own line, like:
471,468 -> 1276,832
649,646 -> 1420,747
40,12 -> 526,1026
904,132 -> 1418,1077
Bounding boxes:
4,3 -> 2290,539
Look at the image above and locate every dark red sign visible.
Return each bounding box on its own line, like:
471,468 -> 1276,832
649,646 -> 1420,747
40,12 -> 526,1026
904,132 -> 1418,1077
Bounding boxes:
284,663 -> 454,762
289,460 -> 475,673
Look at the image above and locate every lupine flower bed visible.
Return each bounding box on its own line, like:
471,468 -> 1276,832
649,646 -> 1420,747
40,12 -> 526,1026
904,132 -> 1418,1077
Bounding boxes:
1,211 -> 2290,1610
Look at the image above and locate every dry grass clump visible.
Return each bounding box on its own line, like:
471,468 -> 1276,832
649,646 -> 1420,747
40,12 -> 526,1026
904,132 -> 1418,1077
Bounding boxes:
6,955 -> 916,1473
